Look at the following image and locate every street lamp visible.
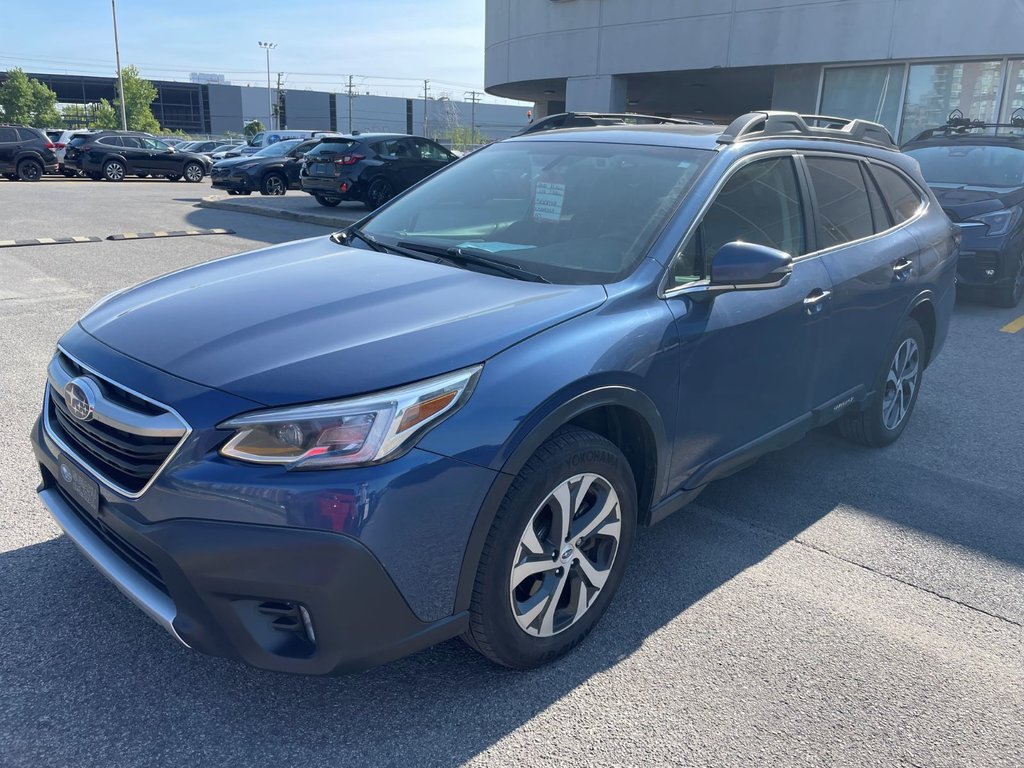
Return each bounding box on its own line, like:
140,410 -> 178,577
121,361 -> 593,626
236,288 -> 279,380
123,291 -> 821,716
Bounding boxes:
258,41 -> 277,130
111,1 -> 128,130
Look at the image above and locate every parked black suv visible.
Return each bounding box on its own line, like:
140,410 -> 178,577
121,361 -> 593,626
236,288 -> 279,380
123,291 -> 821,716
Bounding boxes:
64,131 -> 212,183
211,138 -> 317,195
514,112 -> 699,136
0,124 -> 58,181
300,133 -> 456,208
903,109 -> 1024,306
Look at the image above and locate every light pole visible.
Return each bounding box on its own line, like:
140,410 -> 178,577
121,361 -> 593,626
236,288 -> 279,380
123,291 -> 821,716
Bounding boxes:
111,0 -> 127,130
258,41 -> 277,130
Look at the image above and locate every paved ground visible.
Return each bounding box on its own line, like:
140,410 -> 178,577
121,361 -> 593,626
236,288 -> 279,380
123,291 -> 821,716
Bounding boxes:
1,177 -> 1023,767
198,190 -> 365,228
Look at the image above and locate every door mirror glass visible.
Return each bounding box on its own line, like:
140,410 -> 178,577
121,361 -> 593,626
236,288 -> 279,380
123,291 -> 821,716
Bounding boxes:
710,241 -> 793,288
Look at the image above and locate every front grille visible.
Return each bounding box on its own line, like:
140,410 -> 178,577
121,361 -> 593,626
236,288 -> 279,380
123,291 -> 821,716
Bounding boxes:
50,471 -> 168,593
45,351 -> 190,496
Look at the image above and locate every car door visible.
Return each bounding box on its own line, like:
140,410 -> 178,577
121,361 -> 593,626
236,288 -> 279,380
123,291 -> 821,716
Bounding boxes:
412,138 -> 454,182
284,141 -> 317,187
663,154 -> 834,491
114,136 -> 147,172
383,138 -> 421,189
800,154 -> 924,400
0,126 -> 17,172
141,138 -> 176,174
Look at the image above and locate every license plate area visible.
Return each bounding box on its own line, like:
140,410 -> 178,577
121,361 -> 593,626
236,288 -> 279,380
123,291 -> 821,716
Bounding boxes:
56,455 -> 100,517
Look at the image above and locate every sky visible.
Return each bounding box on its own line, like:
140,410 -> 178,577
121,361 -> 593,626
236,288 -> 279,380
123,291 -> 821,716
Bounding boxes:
0,0 -> 521,103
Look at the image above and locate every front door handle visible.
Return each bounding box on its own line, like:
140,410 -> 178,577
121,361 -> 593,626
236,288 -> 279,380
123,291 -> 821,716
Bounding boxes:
893,259 -> 914,280
803,288 -> 832,315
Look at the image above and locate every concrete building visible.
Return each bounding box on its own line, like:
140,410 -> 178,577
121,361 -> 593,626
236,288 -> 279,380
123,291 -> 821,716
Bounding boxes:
0,71 -> 530,141
485,0 -> 1024,142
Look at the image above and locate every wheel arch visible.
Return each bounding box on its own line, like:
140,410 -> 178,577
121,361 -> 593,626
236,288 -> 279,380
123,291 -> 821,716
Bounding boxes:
907,291 -> 937,367
452,384 -> 668,613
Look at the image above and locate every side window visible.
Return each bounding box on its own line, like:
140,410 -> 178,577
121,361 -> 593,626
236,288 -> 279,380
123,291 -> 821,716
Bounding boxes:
670,157 -> 806,284
393,139 -> 416,158
871,165 -> 923,225
0,127 -> 18,142
143,138 -> 169,150
805,157 -> 874,249
122,136 -> 144,149
414,138 -> 451,161
373,139 -> 398,158
99,136 -> 124,147
17,127 -> 41,142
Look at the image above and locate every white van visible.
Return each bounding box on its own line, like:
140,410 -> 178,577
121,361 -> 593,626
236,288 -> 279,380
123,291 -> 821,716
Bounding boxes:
247,130 -> 342,149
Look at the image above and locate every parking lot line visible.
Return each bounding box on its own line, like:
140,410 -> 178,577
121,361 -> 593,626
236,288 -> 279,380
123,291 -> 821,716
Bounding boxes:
0,236 -> 104,249
1000,314 -> 1024,334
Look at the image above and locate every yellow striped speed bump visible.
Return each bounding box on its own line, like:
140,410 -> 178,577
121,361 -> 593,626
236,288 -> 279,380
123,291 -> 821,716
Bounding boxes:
1000,314 -> 1024,334
0,236 -> 102,248
106,228 -> 234,241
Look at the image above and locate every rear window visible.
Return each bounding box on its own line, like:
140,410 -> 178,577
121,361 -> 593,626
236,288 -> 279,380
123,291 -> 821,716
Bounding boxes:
905,144 -> 1024,188
870,165 -> 922,224
305,139 -> 357,157
69,136 -> 92,147
805,157 -> 874,249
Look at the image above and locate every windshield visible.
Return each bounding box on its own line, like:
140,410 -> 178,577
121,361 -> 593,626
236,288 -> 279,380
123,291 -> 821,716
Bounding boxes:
906,144 -> 1024,188
360,140 -> 710,284
253,140 -> 302,158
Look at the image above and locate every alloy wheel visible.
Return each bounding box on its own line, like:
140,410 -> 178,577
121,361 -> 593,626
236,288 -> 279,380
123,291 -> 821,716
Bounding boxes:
264,174 -> 285,195
368,179 -> 393,208
184,163 -> 204,182
509,472 -> 622,637
104,162 -> 125,181
882,337 -> 919,431
18,161 -> 41,181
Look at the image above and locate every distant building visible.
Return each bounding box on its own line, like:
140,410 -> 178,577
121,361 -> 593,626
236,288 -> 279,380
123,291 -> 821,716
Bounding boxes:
190,72 -> 227,85
485,0 -> 1024,143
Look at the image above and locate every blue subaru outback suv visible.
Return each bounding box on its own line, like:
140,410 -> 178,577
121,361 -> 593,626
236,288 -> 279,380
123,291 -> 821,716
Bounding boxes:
32,112 -> 957,673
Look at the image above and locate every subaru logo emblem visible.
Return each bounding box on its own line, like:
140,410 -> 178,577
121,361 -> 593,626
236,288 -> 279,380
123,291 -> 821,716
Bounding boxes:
63,377 -> 97,422
59,464 -> 74,483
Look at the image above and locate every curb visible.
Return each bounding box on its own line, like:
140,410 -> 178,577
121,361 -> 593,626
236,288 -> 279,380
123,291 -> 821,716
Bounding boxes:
197,196 -> 362,229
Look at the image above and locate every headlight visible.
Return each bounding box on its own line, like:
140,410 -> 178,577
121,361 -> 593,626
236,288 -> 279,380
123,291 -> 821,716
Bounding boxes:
969,207 -> 1020,237
235,161 -> 259,171
219,365 -> 482,469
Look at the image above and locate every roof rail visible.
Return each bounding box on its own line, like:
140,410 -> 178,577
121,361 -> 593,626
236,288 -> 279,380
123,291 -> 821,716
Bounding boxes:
717,111 -> 897,150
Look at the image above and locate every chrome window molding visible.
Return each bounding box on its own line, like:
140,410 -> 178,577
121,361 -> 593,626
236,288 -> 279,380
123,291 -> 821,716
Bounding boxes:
42,345 -> 193,499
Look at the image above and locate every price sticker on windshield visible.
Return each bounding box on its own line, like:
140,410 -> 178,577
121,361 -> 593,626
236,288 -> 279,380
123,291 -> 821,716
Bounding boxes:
534,177 -> 566,222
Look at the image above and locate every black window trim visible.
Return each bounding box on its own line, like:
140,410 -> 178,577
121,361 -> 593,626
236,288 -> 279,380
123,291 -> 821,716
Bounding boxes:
795,150 -> 928,258
661,148 -> 811,298
864,159 -> 927,228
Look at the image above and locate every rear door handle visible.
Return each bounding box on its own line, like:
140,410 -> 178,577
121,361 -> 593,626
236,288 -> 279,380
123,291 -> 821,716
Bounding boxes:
893,259 -> 914,280
803,288 -> 832,314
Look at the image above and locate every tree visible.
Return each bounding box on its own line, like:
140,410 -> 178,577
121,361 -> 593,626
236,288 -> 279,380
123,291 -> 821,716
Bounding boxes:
90,99 -> 121,130
111,65 -> 161,132
0,68 -> 61,126
244,119 -> 264,138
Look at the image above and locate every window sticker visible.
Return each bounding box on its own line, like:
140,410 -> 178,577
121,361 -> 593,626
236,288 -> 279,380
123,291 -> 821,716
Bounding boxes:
534,175 -> 566,222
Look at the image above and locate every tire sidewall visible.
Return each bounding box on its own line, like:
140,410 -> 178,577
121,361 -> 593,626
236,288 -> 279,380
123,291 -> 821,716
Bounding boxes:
103,160 -> 125,181
17,158 -> 42,181
261,172 -> 285,195
184,162 -> 204,183
473,430 -> 636,667
865,319 -> 925,445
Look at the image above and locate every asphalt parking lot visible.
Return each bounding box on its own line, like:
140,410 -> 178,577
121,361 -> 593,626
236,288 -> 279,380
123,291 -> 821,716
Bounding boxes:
2,177 -> 1023,767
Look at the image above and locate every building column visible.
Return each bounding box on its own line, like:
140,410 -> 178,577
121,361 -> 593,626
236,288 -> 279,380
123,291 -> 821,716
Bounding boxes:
565,75 -> 627,113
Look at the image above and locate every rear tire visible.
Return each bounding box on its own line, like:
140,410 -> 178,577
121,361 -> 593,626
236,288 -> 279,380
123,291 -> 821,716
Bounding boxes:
102,159 -> 126,182
837,318 -> 925,448
260,172 -> 287,196
991,252 -> 1024,308
87,172 -> 102,181
363,177 -> 395,209
16,158 -> 43,181
165,173 -> 182,182
314,194 -> 341,207
464,426 -> 636,669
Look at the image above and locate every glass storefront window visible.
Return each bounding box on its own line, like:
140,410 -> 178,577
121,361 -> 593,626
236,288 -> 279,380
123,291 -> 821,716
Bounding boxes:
900,60 -> 1004,142
820,64 -> 904,136
999,59 -> 1024,122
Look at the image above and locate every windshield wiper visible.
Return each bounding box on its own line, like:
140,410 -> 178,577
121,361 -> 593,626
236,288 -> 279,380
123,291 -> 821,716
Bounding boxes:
397,240 -> 550,283
331,227 -> 439,262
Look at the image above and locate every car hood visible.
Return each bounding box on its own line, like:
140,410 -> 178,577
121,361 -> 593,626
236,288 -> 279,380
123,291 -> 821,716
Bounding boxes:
929,183 -> 1024,221
81,236 -> 607,405
212,155 -> 269,169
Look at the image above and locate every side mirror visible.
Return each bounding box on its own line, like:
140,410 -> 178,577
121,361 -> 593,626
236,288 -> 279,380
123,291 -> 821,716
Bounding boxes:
708,241 -> 792,293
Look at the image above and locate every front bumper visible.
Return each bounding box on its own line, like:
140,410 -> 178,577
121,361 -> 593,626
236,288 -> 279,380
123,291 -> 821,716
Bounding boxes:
210,171 -> 253,192
34,420 -> 470,674
955,228 -> 1021,287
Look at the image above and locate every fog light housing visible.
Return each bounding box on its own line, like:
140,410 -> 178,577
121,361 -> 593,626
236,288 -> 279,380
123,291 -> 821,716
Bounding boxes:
985,268 -> 996,277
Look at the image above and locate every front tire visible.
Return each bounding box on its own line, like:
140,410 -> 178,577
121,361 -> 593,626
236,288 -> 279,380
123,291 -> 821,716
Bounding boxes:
102,159 -> 126,182
992,252 -> 1024,308
16,158 -> 43,181
465,427 -> 636,669
838,318 -> 925,448
260,172 -> 287,195
183,162 -> 204,183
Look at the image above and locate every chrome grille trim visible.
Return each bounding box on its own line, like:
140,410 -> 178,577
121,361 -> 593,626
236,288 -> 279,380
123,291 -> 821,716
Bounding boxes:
42,346 -> 193,499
